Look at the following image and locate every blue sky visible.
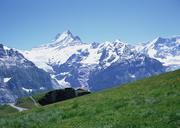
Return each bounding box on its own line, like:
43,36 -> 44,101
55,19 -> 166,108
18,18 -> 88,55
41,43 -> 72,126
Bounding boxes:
0,0 -> 180,50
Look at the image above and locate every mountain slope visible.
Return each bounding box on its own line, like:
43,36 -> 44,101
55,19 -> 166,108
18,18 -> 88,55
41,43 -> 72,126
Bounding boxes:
0,44 -> 57,103
0,105 -> 18,117
138,36 -> 180,71
22,31 -> 166,91
0,69 -> 179,128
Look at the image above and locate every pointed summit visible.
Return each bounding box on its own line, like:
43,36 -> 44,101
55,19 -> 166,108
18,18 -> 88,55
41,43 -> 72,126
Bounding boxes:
151,37 -> 165,44
54,30 -> 74,42
47,30 -> 83,48
114,39 -> 126,44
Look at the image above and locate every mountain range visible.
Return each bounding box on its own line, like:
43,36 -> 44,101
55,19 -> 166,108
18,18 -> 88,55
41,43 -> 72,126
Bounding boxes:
0,30 -> 179,103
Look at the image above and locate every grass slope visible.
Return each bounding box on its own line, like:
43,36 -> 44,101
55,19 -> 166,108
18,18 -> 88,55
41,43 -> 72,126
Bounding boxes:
0,105 -> 18,117
0,70 -> 180,128
15,93 -> 45,109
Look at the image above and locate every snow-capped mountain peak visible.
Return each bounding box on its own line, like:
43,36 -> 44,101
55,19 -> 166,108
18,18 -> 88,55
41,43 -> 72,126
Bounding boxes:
114,39 -> 124,44
54,30 -> 73,42
46,30 -> 83,48
139,36 -> 180,71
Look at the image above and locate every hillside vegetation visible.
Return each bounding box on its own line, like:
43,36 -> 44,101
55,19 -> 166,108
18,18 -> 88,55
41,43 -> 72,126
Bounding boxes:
0,70 -> 179,128
0,105 -> 18,117
15,92 -> 45,109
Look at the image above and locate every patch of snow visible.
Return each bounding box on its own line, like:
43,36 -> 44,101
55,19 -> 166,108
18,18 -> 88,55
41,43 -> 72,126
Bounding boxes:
147,48 -> 157,58
3,77 -> 11,83
60,72 -> 70,75
56,78 -> 71,88
50,77 -> 61,89
50,74 -> 56,79
103,50 -> 120,67
40,87 -> 45,90
3,46 -> 10,50
129,74 -> 135,78
81,46 -> 101,65
104,62 -> 111,67
22,87 -> 33,93
177,39 -> 180,44
159,56 -> 180,66
50,74 -> 70,89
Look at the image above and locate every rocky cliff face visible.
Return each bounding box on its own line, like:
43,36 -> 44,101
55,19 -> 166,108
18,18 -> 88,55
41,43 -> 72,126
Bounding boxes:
0,44 -> 57,103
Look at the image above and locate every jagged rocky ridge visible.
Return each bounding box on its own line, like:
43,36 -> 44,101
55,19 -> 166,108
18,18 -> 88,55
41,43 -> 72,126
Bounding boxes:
23,31 -> 179,91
